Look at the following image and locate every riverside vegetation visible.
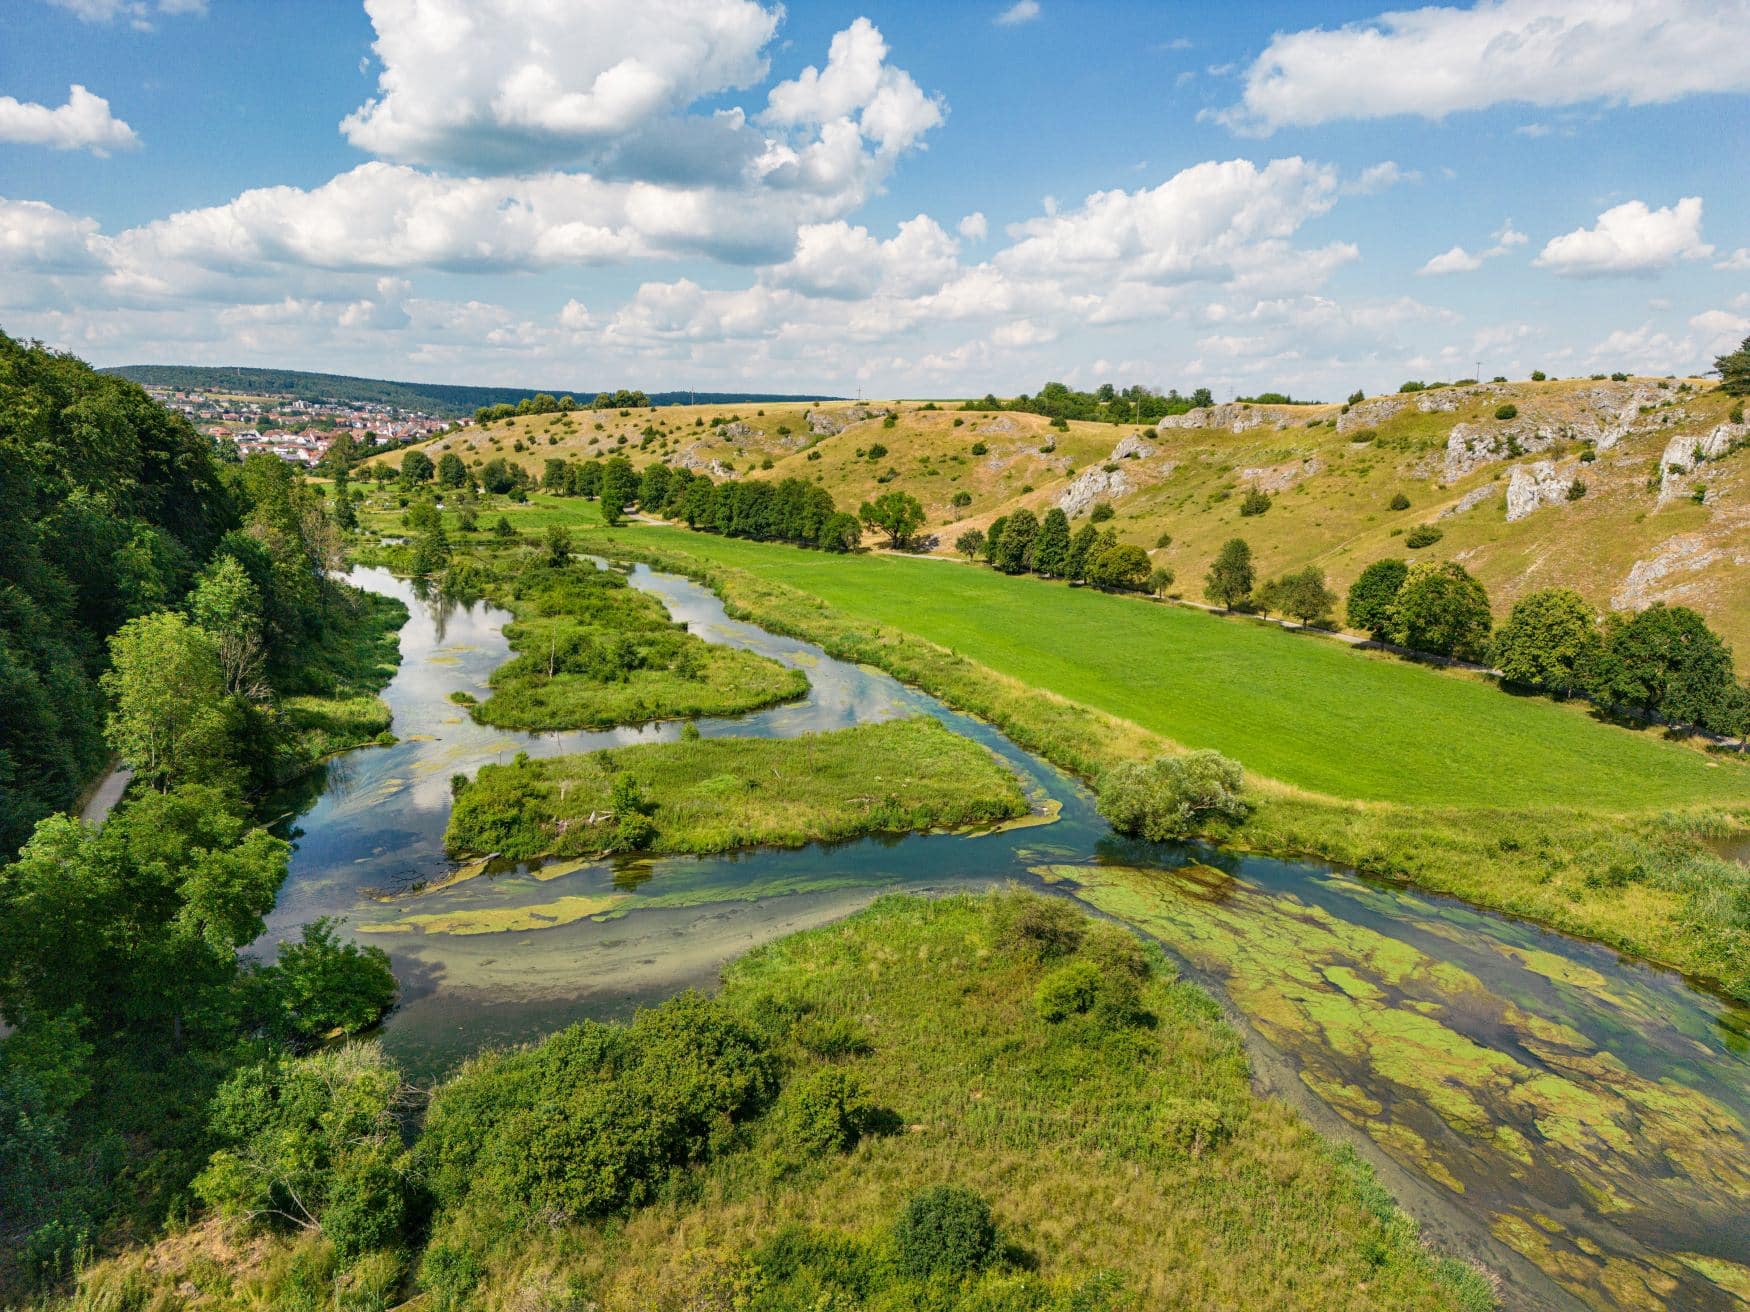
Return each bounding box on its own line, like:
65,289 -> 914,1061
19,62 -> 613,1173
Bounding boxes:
50,891 -> 1493,1312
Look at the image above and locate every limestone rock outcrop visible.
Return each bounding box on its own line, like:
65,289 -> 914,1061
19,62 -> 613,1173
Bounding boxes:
1657,422 -> 1745,500
1058,464 -> 1131,518
1505,461 -> 1572,522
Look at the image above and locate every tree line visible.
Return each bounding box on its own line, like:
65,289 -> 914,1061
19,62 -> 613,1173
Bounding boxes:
967,380 -> 1215,425
473,388 -> 651,425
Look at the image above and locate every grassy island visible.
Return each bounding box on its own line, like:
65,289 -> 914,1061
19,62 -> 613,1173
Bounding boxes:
460,551 -> 807,730
445,716 -> 1031,859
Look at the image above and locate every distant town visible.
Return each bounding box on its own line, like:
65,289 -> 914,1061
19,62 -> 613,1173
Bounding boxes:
145,383 -> 455,465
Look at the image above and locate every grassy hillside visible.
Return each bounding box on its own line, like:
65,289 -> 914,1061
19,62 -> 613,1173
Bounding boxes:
379,377 -> 1749,660
55,892 -> 1491,1312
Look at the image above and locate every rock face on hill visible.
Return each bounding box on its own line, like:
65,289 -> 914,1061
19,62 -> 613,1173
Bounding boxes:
1058,464 -> 1131,518
804,406 -> 878,436
1111,433 -> 1157,461
673,447 -> 736,479
1658,422 -> 1746,501
1443,383 -> 1679,480
1157,403 -> 1291,434
1337,396 -> 1407,435
1240,457 -> 1322,493
715,421 -> 759,439
1505,461 -> 1572,521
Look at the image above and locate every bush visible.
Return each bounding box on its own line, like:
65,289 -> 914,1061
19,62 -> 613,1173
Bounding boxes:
1154,530 -> 1173,548
1035,959 -> 1142,1028
1405,523 -> 1443,549
952,491 -> 973,508
995,893 -> 1084,961
1566,478 -> 1587,500
1348,428 -> 1377,443
970,441 -> 988,455
1155,1097 -> 1236,1158
1238,488 -> 1271,517
777,1068 -> 880,1158
416,993 -> 776,1222
1494,404 -> 1518,421
1388,492 -> 1410,511
893,1185 -> 997,1279
1089,501 -> 1115,523
1096,750 -> 1248,841
1530,370 -> 1547,381
793,1014 -> 874,1059
1034,959 -> 1101,1021
419,1243 -> 485,1312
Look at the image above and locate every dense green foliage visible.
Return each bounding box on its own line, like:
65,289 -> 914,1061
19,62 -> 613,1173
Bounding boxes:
1345,558 -> 1408,640
1715,333 -> 1750,397
420,992 -> 776,1225
1255,566 -> 1337,626
1203,537 -> 1256,610
0,334 -> 232,854
970,380 -> 1214,424
0,335 -> 406,1291
1491,588 -> 1598,697
444,717 -> 1029,860
1096,751 -> 1250,840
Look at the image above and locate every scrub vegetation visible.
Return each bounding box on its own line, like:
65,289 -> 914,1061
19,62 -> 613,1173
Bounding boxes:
48,892 -> 1493,1312
445,717 -> 1031,860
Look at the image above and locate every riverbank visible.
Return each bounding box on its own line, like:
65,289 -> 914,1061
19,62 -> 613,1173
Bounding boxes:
569,524 -> 1750,1005
275,583 -> 407,776
54,890 -> 1493,1312
444,716 -> 1033,861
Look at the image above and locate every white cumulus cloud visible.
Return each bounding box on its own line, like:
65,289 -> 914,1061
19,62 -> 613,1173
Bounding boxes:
958,212 -> 989,241
1219,0 -> 1750,134
1418,245 -> 1483,276
0,85 -> 138,154
343,0 -> 781,172
995,1 -> 1041,26
1534,197 -> 1713,277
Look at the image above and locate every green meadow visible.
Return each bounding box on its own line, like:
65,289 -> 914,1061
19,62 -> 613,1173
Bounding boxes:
563,517 -> 1750,810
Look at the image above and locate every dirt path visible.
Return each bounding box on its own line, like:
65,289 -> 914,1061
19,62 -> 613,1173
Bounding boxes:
78,763 -> 133,825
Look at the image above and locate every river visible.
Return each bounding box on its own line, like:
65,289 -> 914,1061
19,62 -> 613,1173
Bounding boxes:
260,562 -> 1750,1312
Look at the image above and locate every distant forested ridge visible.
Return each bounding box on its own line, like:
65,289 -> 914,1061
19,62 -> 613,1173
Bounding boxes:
104,364 -> 840,416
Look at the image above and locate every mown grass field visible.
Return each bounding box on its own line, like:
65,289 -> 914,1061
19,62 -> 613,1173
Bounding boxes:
445,717 -> 1029,860
582,521 -> 1748,810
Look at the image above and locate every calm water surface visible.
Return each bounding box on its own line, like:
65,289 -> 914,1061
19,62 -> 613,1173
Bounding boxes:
259,562 -> 1750,1312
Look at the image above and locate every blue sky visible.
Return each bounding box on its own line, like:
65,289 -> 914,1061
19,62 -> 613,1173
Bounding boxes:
3,0 -> 1748,398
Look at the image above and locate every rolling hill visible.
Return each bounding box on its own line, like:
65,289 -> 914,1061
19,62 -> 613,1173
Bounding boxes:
104,364 -> 839,416
370,376 -> 1750,662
